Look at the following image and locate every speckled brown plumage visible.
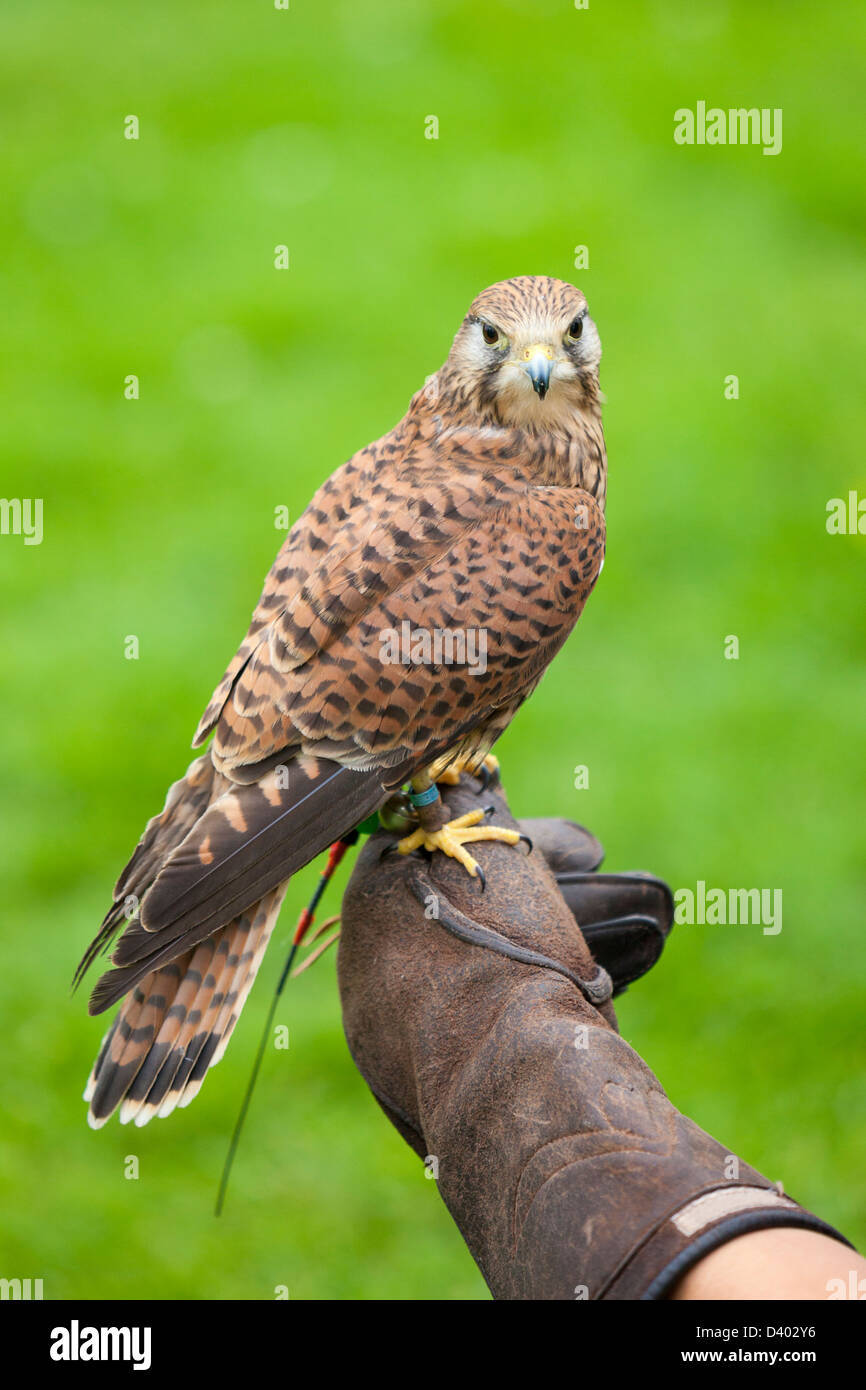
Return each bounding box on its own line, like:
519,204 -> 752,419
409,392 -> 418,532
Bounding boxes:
80,275 -> 608,1127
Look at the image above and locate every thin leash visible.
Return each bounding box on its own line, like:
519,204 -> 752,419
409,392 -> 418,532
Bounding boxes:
214,829 -> 360,1216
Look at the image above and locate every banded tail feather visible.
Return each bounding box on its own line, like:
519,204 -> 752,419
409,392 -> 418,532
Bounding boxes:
86,755 -> 390,1014
73,753 -> 225,991
80,750 -> 396,1124
84,887 -> 286,1127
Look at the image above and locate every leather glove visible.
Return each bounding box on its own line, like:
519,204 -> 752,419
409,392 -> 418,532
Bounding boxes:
517,815 -> 673,996
337,775 -> 852,1299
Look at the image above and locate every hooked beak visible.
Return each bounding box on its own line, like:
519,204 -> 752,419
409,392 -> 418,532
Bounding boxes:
522,344 -> 554,400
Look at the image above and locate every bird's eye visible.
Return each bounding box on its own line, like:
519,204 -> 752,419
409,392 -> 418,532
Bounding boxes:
566,316 -> 584,342
481,323 -> 501,346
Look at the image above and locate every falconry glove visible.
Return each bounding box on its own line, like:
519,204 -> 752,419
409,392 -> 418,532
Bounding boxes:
337,776 -> 853,1300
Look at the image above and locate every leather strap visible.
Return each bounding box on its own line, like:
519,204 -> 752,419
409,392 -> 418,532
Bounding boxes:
598,1184 -> 855,1299
408,865 -> 614,1007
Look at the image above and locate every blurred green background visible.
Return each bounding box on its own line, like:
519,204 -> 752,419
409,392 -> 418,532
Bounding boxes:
1,0 -> 864,1300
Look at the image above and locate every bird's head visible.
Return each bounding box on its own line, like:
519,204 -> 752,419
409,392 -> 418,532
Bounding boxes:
443,275 -> 602,434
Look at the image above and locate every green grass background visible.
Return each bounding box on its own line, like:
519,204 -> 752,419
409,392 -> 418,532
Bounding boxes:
1,0 -> 864,1300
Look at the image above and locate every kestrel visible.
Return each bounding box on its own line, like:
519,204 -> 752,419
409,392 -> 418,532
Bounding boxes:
79,275 -> 608,1127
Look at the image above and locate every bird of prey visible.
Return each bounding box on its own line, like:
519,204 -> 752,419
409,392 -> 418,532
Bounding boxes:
79,274 -> 608,1129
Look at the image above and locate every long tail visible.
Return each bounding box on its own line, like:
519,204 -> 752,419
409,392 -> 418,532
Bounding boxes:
79,751 -> 392,1124
84,886 -> 286,1128
74,752 -> 223,991
84,754 -> 387,1015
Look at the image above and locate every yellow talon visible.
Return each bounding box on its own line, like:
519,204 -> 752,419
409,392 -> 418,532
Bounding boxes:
435,753 -> 500,787
396,809 -> 520,878
434,768 -> 461,786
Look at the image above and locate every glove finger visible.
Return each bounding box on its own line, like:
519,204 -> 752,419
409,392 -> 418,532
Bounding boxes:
554,869 -> 674,994
517,817 -> 604,874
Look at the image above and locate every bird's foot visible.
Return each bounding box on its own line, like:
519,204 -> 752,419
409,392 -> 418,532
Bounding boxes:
436,753 -> 501,788
396,807 -> 520,882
